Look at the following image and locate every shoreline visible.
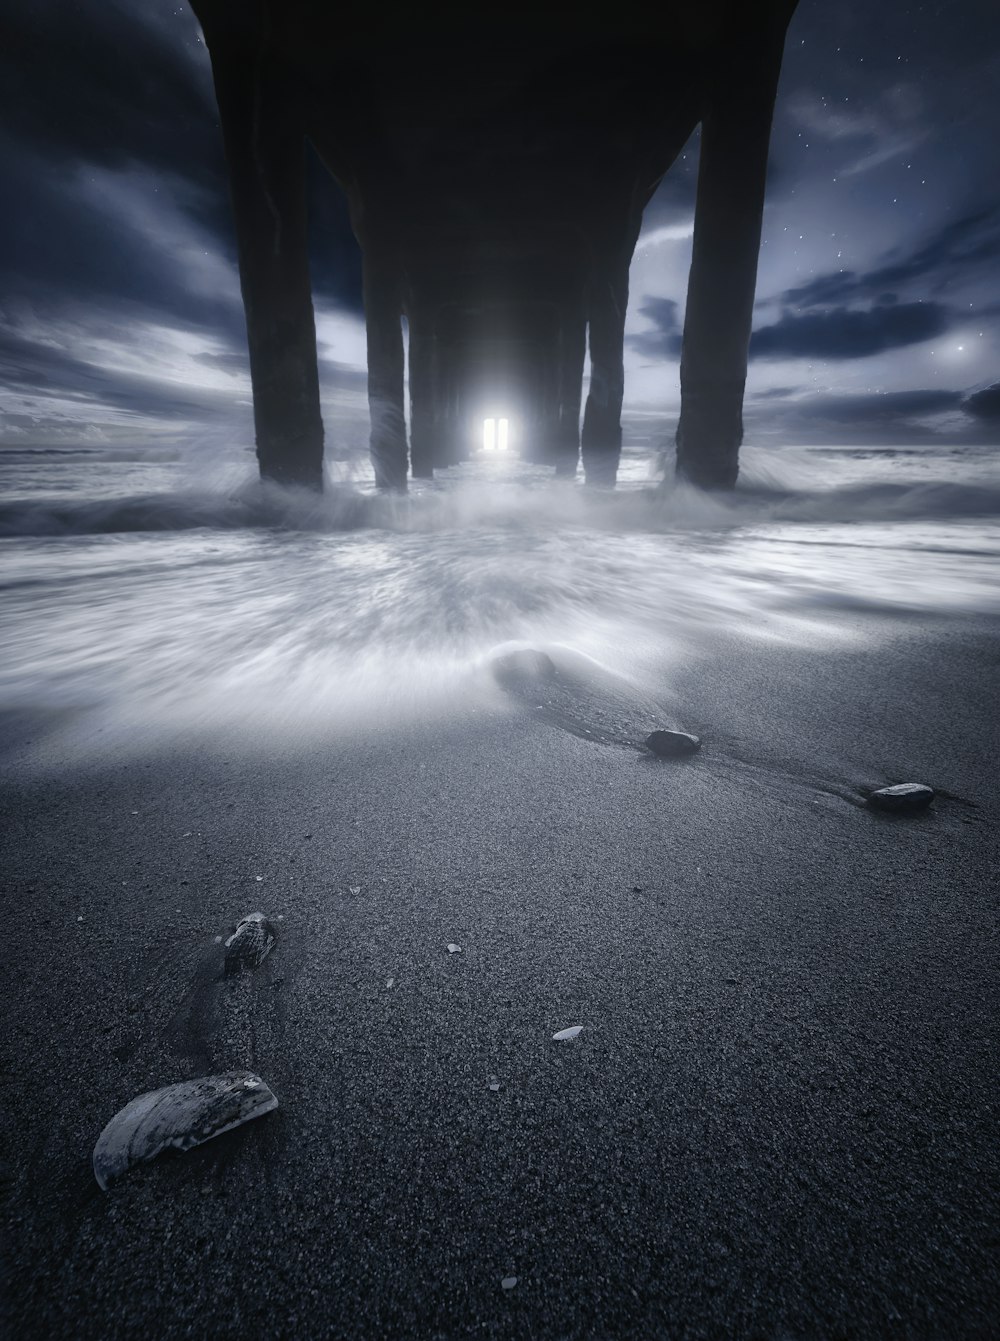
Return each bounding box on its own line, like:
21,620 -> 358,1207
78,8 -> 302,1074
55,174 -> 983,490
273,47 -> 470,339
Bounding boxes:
3,610 -> 998,1338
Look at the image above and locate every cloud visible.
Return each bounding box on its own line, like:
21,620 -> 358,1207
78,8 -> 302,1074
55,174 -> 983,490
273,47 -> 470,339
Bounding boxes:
963,382 -> 1000,421
790,389 -> 963,423
0,3 -> 363,326
785,83 -> 927,178
627,297 -> 683,360
750,301 -> 950,360
780,207 -> 1000,310
635,220 -> 694,251
2,3 -> 216,179
0,139 -> 243,334
631,293 -> 951,363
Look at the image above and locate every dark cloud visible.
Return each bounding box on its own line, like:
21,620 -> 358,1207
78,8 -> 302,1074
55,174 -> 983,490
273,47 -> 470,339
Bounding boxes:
0,2 -> 362,325
0,322 -> 236,429
195,350 -> 249,377
963,382 -> 1000,421
2,2 -> 215,179
779,207 -> 1000,310
631,294 -> 952,363
750,301 -> 951,360
627,296 -> 682,360
793,389 -> 963,424
0,141 -> 244,336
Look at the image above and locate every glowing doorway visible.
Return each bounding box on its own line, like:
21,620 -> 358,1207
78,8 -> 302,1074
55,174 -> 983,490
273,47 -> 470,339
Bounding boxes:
482,417 -> 509,452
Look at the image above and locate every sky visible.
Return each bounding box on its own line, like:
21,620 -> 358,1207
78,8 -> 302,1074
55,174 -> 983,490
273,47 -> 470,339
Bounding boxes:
1,0 -> 999,456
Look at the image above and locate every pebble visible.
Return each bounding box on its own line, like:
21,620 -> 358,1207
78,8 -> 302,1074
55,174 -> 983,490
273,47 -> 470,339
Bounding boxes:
867,782 -> 935,813
645,729 -> 701,758
501,1276 -> 518,1291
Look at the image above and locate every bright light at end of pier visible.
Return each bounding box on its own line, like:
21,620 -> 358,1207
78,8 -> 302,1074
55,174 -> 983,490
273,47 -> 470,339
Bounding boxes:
483,417 -> 509,452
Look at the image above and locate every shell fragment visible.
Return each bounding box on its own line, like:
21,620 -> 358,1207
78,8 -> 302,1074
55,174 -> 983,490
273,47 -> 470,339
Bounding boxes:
93,1071 -> 278,1190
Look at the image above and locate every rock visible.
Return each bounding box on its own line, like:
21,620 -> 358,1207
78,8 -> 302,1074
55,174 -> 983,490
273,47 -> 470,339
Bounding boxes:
645,729 -> 701,758
224,912 -> 276,976
501,1276 -> 518,1290
93,1071 -> 278,1190
867,782 -> 935,813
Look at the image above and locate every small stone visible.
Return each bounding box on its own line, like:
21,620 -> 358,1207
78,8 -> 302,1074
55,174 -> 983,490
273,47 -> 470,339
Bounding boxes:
489,1082 -> 501,1092
349,886 -> 361,895
645,729 -> 701,758
447,943 -> 462,954
867,783 -> 935,813
501,1276 -> 518,1290
386,977 -> 395,989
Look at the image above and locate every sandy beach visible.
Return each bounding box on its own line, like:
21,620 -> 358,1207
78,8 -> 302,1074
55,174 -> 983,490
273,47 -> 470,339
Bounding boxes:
2,608 -> 997,1339
3,0 -> 1000,1328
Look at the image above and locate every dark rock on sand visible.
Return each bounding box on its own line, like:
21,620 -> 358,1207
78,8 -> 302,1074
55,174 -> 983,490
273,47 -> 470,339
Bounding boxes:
645,729 -> 701,758
93,1071 -> 278,1190
224,912 -> 277,976
867,782 -> 935,813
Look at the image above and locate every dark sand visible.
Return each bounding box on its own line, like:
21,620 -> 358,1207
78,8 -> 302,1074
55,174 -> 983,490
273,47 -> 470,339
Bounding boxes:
1,614 -> 997,1339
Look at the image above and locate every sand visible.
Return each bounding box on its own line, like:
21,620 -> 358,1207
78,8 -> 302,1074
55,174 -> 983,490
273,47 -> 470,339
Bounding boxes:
1,612 -> 998,1339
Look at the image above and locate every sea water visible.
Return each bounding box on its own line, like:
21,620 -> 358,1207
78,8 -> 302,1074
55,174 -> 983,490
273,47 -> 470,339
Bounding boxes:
1,437 -> 998,757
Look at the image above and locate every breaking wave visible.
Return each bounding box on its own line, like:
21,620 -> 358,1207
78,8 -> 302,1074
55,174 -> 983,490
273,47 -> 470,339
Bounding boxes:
2,472 -> 1000,539
2,442 -> 998,758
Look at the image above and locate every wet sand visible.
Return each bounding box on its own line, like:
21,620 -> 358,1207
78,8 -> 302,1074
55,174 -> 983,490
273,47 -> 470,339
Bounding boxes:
2,612 -> 998,1339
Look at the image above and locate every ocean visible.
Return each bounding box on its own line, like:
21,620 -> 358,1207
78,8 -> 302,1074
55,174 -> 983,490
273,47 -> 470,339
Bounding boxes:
2,437 -> 998,760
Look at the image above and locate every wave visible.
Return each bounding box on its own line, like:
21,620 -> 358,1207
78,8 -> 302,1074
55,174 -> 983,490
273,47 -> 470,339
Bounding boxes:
0,484 -> 374,538
0,445 -> 186,463
2,472 -> 1000,539
2,468 -> 998,762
